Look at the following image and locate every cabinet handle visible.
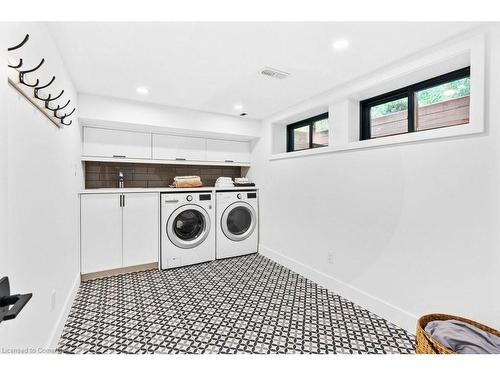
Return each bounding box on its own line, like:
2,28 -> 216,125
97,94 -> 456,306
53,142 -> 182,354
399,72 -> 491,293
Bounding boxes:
119,195 -> 123,207
113,155 -> 126,158
122,195 -> 125,207
175,158 -> 186,161
225,160 -> 234,163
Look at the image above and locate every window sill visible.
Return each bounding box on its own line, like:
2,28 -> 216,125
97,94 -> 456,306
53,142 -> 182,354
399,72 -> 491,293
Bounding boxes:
269,122 -> 482,161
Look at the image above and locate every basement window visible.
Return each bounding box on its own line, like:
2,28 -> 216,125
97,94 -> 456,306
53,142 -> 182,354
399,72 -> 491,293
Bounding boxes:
286,113 -> 329,152
360,67 -> 471,140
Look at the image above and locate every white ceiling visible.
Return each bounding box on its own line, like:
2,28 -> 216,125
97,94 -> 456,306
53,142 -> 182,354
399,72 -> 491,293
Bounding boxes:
47,22 -> 479,119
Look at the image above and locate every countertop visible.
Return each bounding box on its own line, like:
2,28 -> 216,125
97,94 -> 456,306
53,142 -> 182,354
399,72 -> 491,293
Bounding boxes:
79,186 -> 258,194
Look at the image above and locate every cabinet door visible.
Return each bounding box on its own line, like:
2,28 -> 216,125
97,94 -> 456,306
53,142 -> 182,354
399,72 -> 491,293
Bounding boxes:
152,134 -> 206,161
206,139 -> 251,163
83,127 -> 151,159
81,194 -> 122,274
122,193 -> 159,267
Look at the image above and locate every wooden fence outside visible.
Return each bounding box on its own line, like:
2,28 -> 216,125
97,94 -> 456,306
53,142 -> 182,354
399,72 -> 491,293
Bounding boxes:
371,96 -> 470,138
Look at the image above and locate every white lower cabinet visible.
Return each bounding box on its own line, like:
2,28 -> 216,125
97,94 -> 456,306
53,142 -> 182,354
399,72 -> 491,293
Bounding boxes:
81,194 -> 122,274
122,193 -> 159,267
80,193 -> 159,274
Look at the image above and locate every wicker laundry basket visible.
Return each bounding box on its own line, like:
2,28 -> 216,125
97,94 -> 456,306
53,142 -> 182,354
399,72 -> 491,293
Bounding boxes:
416,313 -> 500,354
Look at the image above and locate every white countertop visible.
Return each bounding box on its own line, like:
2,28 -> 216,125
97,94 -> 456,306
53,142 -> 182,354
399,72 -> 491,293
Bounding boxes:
79,186 -> 258,194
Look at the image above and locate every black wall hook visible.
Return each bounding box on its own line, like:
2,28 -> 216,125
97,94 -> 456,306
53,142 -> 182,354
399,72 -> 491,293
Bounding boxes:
44,90 -> 65,110
61,118 -> 72,126
19,58 -> 44,88
55,99 -> 71,112
34,76 -> 56,100
8,34 -> 29,51
8,58 -> 23,69
56,107 -> 75,120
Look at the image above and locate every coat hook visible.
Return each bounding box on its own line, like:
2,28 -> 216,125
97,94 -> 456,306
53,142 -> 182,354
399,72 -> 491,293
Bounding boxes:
33,76 -> 56,100
64,107 -> 76,117
56,107 -> 75,120
19,58 -> 44,88
43,90 -> 65,110
55,99 -> 70,111
53,100 -> 70,117
61,118 -> 72,126
8,34 -> 29,51
8,58 -> 23,69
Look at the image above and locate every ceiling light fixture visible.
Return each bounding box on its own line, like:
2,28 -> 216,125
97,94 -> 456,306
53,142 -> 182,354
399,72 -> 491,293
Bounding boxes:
332,39 -> 350,50
136,86 -> 149,95
234,104 -> 243,111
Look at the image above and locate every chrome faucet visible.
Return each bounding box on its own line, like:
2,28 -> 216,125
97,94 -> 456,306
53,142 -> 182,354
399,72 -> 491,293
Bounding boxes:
118,171 -> 124,188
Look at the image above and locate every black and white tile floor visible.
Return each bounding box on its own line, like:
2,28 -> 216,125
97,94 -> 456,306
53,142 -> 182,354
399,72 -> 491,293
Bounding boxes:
58,254 -> 415,354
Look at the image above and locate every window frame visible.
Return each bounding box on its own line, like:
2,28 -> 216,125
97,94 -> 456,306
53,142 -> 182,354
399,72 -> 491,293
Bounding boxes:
360,66 -> 471,140
286,112 -> 329,152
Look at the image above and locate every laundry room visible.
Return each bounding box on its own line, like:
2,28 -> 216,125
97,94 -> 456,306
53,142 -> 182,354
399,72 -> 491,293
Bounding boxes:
1,1 -> 500,372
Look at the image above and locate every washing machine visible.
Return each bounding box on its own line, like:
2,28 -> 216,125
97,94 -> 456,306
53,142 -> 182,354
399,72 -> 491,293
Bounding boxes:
216,190 -> 258,259
161,191 -> 215,269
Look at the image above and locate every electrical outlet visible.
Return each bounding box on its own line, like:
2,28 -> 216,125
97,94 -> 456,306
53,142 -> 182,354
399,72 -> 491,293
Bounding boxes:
51,290 -> 56,311
327,252 -> 334,264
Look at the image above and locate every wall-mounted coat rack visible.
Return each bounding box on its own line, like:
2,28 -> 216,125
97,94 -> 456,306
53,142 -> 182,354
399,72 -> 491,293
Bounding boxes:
7,34 -> 75,128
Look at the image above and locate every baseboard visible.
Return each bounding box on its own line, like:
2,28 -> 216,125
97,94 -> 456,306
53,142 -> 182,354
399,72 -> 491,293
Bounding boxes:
47,274 -> 80,349
81,262 -> 158,281
259,244 -> 417,333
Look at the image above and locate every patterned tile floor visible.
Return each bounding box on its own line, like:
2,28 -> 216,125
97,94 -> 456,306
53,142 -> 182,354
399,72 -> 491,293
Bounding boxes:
58,254 -> 415,354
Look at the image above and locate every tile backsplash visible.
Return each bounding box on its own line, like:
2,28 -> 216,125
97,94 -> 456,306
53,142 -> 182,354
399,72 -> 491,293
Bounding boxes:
85,162 -> 243,189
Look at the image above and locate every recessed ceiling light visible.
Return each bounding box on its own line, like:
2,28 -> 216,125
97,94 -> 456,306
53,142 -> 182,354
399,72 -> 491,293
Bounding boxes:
136,86 -> 149,95
234,104 -> 243,111
332,39 -> 350,50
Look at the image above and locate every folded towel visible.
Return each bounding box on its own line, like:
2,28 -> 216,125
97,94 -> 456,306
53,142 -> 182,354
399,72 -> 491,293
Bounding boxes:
172,176 -> 202,188
215,177 -> 234,188
234,177 -> 250,184
425,320 -> 500,354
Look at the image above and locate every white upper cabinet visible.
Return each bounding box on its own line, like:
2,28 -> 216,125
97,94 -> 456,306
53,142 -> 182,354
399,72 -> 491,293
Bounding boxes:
83,127 -> 151,159
206,139 -> 251,163
152,134 -> 206,161
82,126 -> 251,165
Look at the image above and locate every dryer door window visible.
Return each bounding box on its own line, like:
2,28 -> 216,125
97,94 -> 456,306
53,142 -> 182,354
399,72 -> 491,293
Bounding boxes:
173,209 -> 205,240
167,205 -> 211,249
222,202 -> 256,242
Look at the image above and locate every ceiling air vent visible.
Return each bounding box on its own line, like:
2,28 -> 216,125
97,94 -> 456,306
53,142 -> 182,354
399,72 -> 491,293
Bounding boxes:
260,67 -> 290,80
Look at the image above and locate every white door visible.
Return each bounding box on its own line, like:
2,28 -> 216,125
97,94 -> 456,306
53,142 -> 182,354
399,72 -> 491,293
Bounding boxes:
81,194 -> 123,274
152,134 -> 206,161
206,139 -> 251,163
83,127 -> 151,159
122,193 -> 159,267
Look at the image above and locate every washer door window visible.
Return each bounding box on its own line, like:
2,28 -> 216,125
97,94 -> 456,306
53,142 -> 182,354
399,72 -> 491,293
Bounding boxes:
221,202 -> 256,241
167,205 -> 211,249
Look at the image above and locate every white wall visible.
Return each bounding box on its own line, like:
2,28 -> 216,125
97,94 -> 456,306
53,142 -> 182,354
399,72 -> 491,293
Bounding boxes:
78,93 -> 261,140
250,25 -> 500,332
3,22 -> 82,349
